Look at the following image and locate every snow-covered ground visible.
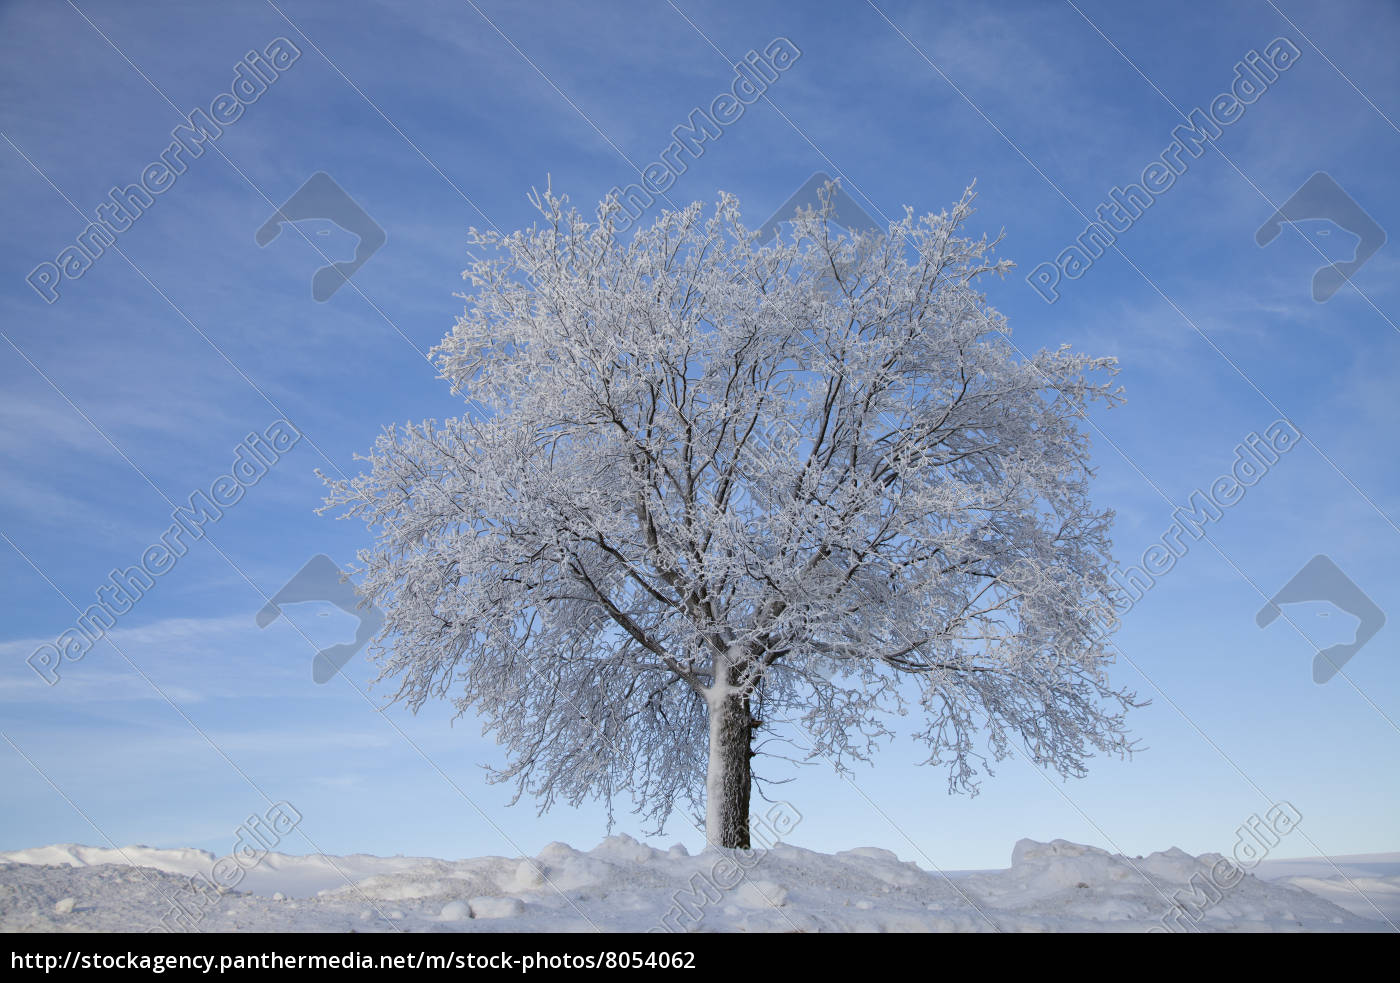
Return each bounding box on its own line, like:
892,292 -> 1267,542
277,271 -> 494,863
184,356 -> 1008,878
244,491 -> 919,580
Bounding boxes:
1,838 -> 1395,933
1254,853 -> 1400,925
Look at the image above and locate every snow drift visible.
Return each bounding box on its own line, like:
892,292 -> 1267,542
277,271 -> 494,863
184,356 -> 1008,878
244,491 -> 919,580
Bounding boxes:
1,837 -> 1393,933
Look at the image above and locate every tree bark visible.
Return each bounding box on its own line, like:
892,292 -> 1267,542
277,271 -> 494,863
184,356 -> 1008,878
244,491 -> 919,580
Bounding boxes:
704,689 -> 753,849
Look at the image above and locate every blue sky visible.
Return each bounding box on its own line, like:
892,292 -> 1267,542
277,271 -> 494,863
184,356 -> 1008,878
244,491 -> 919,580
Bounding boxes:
1,0 -> 1396,875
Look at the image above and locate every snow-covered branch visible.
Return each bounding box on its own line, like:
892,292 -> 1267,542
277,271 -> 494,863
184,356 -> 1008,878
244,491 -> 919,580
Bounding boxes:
323,181 -> 1139,842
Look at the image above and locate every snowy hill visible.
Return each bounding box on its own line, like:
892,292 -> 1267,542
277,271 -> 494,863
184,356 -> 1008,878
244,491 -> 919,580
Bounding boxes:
1,837 -> 1394,933
1254,853 -> 1400,924
0,843 -> 431,902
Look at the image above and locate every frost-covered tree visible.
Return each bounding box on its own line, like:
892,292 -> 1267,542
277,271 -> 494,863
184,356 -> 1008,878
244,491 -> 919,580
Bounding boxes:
322,183 -> 1140,849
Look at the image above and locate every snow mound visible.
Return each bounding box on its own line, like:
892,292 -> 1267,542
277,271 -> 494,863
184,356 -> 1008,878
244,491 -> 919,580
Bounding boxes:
0,844 -> 432,899
0,837 -> 1391,933
1273,874 -> 1400,922
470,896 -> 526,919
734,880 -> 788,909
1,844 -> 217,876
438,900 -> 470,921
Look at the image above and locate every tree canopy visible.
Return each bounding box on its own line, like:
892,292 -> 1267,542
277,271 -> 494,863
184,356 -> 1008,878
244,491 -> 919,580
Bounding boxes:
322,182 -> 1140,846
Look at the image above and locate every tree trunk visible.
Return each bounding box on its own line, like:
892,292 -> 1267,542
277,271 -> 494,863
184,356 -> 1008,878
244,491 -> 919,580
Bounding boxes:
704,689 -> 753,848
